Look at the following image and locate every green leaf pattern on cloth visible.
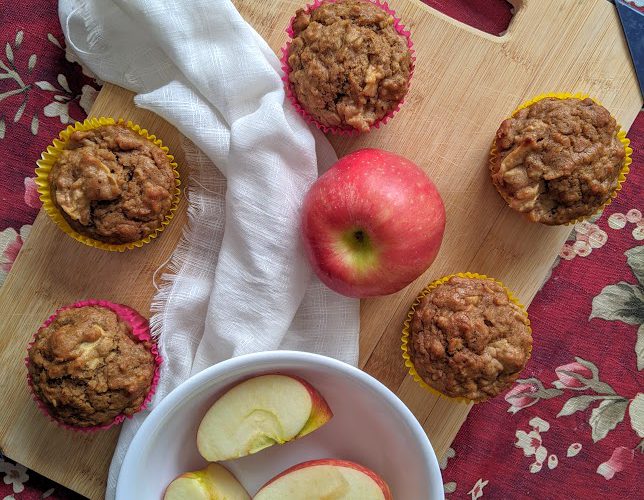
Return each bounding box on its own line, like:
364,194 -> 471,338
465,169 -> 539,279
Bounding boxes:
637,325 -> 644,372
590,282 -> 644,325
590,246 -> 644,370
629,394 -> 644,438
557,395 -> 623,418
625,246 -> 644,286
589,399 -> 629,443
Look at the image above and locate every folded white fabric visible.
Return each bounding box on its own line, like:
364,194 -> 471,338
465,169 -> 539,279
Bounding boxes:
58,1 -> 360,498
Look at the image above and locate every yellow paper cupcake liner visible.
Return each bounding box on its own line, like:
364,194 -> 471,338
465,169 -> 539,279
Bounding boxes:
401,272 -> 532,404
35,117 -> 181,252
489,92 -> 632,226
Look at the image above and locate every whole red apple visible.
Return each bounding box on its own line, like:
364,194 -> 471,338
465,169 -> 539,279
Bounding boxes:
301,148 -> 445,297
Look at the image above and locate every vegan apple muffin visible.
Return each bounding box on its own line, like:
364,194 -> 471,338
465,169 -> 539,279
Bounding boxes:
49,124 -> 175,244
407,276 -> 532,402
490,97 -> 626,225
286,0 -> 412,132
27,304 -> 156,428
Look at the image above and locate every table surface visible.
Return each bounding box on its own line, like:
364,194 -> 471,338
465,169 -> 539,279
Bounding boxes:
0,0 -> 641,499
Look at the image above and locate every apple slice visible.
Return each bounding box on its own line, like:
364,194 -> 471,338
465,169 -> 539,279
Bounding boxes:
197,374 -> 332,461
254,459 -> 392,500
164,463 -> 250,500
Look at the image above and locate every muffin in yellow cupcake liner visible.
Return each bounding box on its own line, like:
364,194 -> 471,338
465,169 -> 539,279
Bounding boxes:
489,92 -> 632,226
401,272 -> 532,404
35,117 -> 181,252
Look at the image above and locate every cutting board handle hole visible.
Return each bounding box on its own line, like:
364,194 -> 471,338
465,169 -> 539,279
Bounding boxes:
424,0 -> 514,37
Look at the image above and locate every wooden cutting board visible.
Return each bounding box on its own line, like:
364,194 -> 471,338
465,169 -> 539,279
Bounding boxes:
0,0 -> 640,498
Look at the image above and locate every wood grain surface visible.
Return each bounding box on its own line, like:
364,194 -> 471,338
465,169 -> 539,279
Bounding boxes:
0,0 -> 641,498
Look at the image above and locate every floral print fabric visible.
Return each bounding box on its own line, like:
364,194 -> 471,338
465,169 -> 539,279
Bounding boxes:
0,0 -> 641,499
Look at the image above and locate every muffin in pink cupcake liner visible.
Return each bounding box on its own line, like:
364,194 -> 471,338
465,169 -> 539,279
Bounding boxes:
25,299 -> 162,432
281,0 -> 415,135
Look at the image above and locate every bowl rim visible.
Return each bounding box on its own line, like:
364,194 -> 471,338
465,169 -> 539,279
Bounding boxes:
116,350 -> 444,499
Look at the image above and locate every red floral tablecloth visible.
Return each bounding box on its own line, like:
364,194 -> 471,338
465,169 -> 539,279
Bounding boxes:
0,1 -> 641,498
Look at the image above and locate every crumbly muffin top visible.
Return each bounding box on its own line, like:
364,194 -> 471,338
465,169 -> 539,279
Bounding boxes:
287,0 -> 411,132
50,124 -> 175,244
27,306 -> 155,427
408,277 -> 532,402
490,98 -> 625,225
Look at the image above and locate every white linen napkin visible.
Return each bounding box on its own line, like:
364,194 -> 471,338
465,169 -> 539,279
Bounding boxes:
58,1 -> 360,498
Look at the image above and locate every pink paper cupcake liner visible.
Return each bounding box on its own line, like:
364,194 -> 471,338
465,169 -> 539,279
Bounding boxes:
281,0 -> 415,135
25,299 -> 162,432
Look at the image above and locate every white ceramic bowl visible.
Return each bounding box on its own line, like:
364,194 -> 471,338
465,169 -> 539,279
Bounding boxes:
116,351 -> 443,499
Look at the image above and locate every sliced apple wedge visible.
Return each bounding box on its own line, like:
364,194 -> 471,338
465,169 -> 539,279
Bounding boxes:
197,374 -> 332,461
253,459 -> 392,500
164,463 -> 250,500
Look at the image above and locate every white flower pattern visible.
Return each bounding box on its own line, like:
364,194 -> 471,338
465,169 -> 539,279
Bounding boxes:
515,417 -> 550,473
468,478 -> 489,500
440,447 -> 457,495
79,84 -> 99,114
439,447 -> 455,470
608,209 -> 644,241
567,443 -> 583,457
43,100 -> 71,123
0,460 -> 28,494
560,221 -> 609,260
548,454 -> 559,470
